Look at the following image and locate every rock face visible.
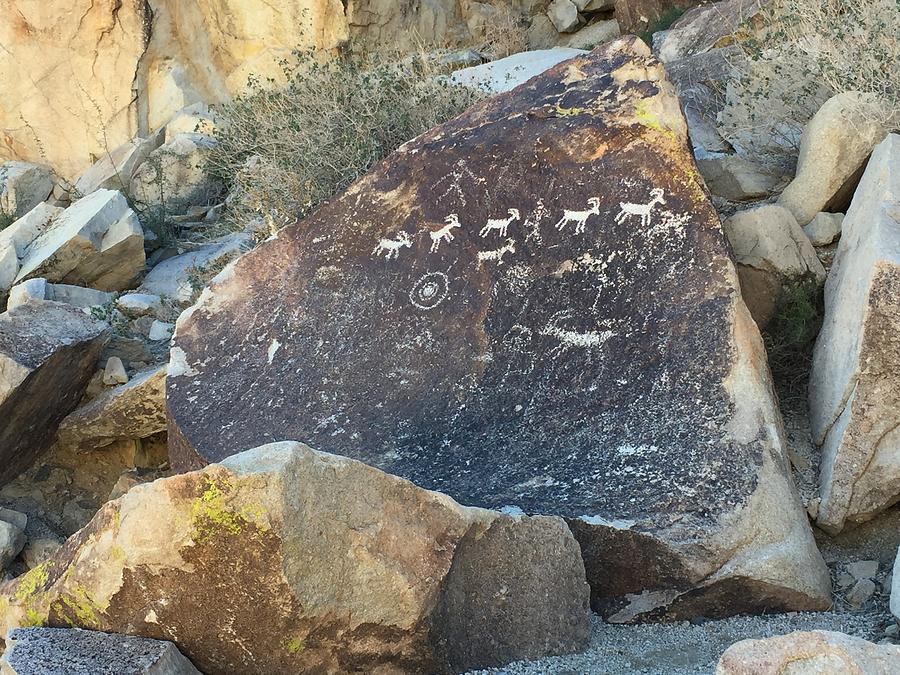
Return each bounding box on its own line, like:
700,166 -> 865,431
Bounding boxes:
653,0 -> 768,64
0,163 -> 54,219
0,442 -> 590,674
9,190 -> 145,293
57,365 -> 167,450
723,204 -> 826,326
168,38 -> 830,621
716,631 -> 900,675
0,627 -> 200,675
0,302 -> 108,485
809,133 -> 900,533
450,48 -> 586,93
779,93 -> 892,226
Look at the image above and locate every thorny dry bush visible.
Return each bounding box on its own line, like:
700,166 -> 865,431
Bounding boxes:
478,4 -> 530,59
719,0 -> 900,168
206,48 -> 485,236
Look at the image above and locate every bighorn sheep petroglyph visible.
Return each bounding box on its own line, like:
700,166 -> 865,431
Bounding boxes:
372,231 -> 413,260
615,188 -> 666,228
555,198 -> 601,234
477,238 -> 516,266
430,214 -> 462,252
479,208 -> 520,237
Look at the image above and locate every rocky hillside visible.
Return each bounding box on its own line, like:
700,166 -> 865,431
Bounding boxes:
0,0 -> 899,673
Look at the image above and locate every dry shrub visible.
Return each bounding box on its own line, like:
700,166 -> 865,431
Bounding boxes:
206,48 -> 485,235
478,4 -> 530,59
719,0 -> 900,168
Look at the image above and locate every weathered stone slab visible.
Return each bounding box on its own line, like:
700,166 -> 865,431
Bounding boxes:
809,133 -> 900,532
57,365 -> 167,450
0,627 -> 200,675
450,48 -> 586,94
0,302 -> 108,485
0,442 -> 590,674
0,162 -> 53,219
168,37 -> 830,621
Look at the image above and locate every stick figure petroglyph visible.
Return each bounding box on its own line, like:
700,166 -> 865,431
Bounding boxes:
430,214 -> 462,253
372,231 -> 413,260
555,197 -> 601,234
477,238 -> 516,266
615,188 -> 666,228
479,208 -> 520,237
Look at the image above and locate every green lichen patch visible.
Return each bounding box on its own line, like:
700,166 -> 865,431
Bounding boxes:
282,635 -> 306,654
12,562 -> 51,603
190,475 -> 268,543
52,585 -> 103,629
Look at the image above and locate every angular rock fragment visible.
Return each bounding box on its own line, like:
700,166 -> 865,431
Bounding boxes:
0,442 -> 590,674
450,48 -> 586,94
57,365 -> 166,450
7,279 -> 114,311
14,189 -> 145,292
0,302 -> 108,484
809,133 -> 900,532
73,131 -> 164,198
168,37 -> 830,621
0,162 -> 54,219
653,0 -> 768,64
716,631 -> 900,675
723,204 -> 826,326
697,155 -> 779,202
130,134 -> 222,213
0,627 -> 200,675
803,212 -> 843,247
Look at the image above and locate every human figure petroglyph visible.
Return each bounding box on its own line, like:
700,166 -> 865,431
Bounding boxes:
430,214 -> 462,253
555,198 -> 601,234
372,231 -> 413,260
479,208 -> 520,237
615,188 -> 666,228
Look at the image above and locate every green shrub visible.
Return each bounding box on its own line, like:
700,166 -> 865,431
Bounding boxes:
0,211 -> 15,231
720,0 -> 900,168
639,6 -> 690,46
206,47 -> 485,235
762,280 -> 824,401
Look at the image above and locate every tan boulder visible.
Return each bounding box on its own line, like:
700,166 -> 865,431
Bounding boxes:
0,442 -> 591,674
73,131 -> 165,198
14,189 -> 145,292
129,134 -> 223,213
716,631 -> 900,674
57,365 -> 167,450
809,133 -> 900,533
653,0 -> 769,63
697,154 -> 780,202
723,204 -> 826,326
563,19 -> 620,50
778,92 -> 892,226
803,212 -> 843,247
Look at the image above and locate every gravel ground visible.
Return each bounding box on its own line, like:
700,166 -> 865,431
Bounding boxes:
468,609 -> 890,675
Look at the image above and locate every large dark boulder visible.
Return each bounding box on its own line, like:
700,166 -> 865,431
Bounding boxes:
167,37 -> 830,620
0,302 -> 108,484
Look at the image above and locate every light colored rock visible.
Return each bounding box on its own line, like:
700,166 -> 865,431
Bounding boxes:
73,131 -> 165,198
803,212 -> 843,247
0,163 -> 54,219
846,578 -> 876,608
716,630 -> 900,674
0,204 -> 63,259
164,105 -> 221,144
130,133 -> 222,213
653,0 -> 768,63
845,560 -> 879,582
723,204 -> 826,326
779,93 -> 892,225
138,232 -> 251,303
102,357 -> 129,386
809,133 -> 900,533
0,627 -> 201,675
57,365 -> 166,450
13,189 -> 144,292
0,509 -> 27,532
584,0 -> 615,10
697,154 -> 780,201
148,320 -> 174,342
548,0 -> 582,33
450,48 -> 586,93
7,279 -> 114,311
563,19 -> 620,50
0,442 -> 591,674
527,15 -> 563,50
115,293 -> 162,317
0,522 -> 25,570
891,546 -> 900,622
0,245 -> 21,302
0,303 -> 108,485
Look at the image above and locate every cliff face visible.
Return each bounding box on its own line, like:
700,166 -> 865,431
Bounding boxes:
0,0 -> 480,181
